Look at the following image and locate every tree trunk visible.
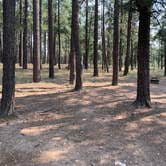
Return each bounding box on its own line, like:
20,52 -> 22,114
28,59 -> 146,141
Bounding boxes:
123,3 -> 132,76
84,0 -> 89,69
164,41 -> 166,76
72,0 -> 82,90
102,0 -> 109,73
112,0 -> 119,85
0,0 -> 16,116
130,36 -> 134,70
0,30 -> 3,62
19,0 -> 23,67
119,0 -> 123,72
69,33 -> 75,85
135,4 -> 151,107
48,0 -> 54,78
33,0 -> 41,82
23,0 -> 28,69
93,0 -> 99,77
58,0 -> 61,69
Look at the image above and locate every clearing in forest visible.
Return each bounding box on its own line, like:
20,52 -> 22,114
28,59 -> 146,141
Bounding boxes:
0,66 -> 166,166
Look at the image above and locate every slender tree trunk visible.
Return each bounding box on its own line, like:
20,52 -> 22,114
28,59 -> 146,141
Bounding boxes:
135,4 -> 151,107
93,0 -> 99,77
19,0 -> 23,67
102,0 -> 109,73
0,30 -> 2,62
58,0 -> 61,69
84,0 -> 89,69
53,13 -> 57,65
164,41 -> 166,76
69,33 -> 75,84
39,0 -> 42,68
0,0 -> 16,116
43,31 -> 47,64
123,3 -> 132,76
48,0 -> 54,78
130,36 -> 134,70
33,0 -> 41,82
119,0 -> 123,72
112,0 -> 119,85
72,0 -> 82,90
30,31 -> 33,64
23,0 -> 28,69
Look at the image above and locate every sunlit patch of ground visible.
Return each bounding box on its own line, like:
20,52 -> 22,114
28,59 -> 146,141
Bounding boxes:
0,64 -> 165,166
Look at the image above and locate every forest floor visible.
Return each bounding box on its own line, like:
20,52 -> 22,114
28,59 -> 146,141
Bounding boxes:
0,65 -> 166,166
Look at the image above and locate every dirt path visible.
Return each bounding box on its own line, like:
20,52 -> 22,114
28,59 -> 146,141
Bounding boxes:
0,71 -> 166,166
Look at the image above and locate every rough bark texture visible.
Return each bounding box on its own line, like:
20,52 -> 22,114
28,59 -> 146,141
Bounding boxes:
33,0 -> 41,82
123,4 -> 132,76
93,0 -> 99,77
112,0 -> 119,85
23,0 -> 28,69
0,0 -> 16,116
48,0 -> 54,78
135,5 -> 151,107
72,0 -> 82,90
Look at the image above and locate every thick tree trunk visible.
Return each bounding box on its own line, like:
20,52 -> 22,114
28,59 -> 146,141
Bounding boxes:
48,0 -> 54,78
93,0 -> 99,77
23,0 -> 28,69
112,0 -> 119,85
123,4 -> 132,76
135,5 -> 151,107
72,0 -> 82,90
33,0 -> 41,82
0,0 -> 16,116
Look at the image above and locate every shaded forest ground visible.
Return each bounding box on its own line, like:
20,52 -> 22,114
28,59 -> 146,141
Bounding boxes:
0,65 -> 166,166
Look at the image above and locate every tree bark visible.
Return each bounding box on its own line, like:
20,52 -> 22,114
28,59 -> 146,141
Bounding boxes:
164,41 -> 166,76
84,0 -> 89,70
23,0 -> 28,69
33,0 -> 41,82
0,0 -> 16,116
69,32 -> 75,84
72,0 -> 82,90
134,4 -> 151,107
119,0 -> 123,72
58,0 -> 61,69
48,0 -> 54,78
112,0 -> 119,85
123,3 -> 132,76
93,0 -> 99,77
102,0 -> 109,73
19,0 -> 23,67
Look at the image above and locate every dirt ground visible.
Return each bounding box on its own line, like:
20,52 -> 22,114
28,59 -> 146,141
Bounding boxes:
0,66 -> 166,166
